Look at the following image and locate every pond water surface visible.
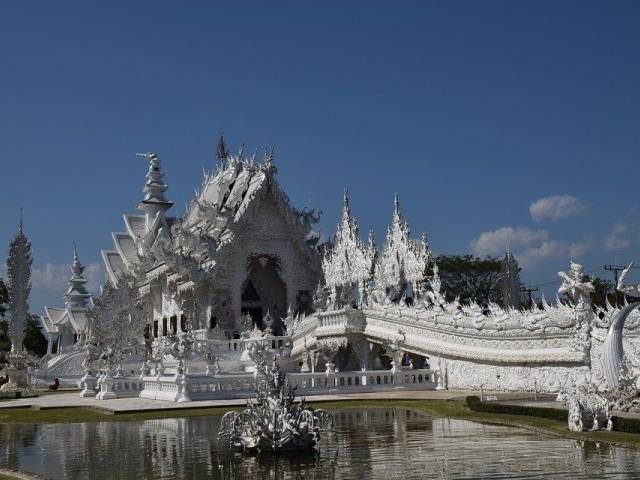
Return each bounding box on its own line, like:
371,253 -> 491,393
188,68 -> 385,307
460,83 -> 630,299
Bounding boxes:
1,408 -> 639,479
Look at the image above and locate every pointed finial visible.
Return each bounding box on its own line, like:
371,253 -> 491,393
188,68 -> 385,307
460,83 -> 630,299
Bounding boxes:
18,207 -> 23,233
263,145 -> 274,165
216,131 -> 228,160
343,189 -> 350,207
393,193 -> 400,216
70,241 -> 85,277
136,152 -> 158,162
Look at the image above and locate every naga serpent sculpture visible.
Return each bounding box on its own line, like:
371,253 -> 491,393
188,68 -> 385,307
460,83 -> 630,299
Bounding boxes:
602,301 -> 640,389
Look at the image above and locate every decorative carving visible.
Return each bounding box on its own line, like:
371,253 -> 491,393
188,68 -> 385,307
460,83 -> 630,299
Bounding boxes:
217,342 -> 334,452
6,217 -> 32,355
558,387 -> 612,432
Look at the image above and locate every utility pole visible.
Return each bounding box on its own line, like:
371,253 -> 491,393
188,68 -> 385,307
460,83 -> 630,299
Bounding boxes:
520,287 -> 539,308
604,264 -> 640,288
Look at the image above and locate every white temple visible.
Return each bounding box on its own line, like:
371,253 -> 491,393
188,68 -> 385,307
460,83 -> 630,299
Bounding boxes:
40,245 -> 91,355
30,138 -> 640,401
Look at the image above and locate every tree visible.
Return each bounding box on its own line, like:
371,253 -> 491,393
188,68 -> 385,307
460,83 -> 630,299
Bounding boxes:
23,315 -> 47,356
585,275 -> 631,309
434,255 -> 503,305
0,278 -> 9,352
0,278 -> 8,318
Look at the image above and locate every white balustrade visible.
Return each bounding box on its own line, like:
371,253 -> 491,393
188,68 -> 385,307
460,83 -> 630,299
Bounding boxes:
138,368 -> 437,402
288,368 -> 437,395
193,335 -> 291,356
96,375 -> 144,400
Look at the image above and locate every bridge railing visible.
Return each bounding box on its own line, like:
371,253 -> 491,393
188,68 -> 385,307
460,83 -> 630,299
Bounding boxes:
136,367 -> 437,402
192,335 -> 292,355
288,368 -> 437,394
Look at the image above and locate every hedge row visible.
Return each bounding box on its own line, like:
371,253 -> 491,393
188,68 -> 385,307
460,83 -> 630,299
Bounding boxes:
466,395 -> 640,435
466,395 -> 568,422
611,415 -> 640,434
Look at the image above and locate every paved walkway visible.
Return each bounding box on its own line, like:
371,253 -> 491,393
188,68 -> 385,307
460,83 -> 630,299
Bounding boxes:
0,389 -> 504,413
6,389 -> 640,421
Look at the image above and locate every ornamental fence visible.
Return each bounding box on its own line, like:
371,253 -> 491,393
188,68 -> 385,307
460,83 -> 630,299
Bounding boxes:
87,367 -> 438,402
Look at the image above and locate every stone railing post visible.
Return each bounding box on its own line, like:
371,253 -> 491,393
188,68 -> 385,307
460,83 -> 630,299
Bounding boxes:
325,362 -> 336,389
176,372 -> 191,403
80,371 -> 97,398
96,369 -> 116,400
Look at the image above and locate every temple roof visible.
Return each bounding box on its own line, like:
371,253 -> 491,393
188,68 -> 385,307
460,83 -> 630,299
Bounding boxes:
40,306 -> 89,335
112,232 -> 138,267
184,157 -> 269,240
102,250 -> 127,285
123,214 -> 146,240
100,144 -> 320,285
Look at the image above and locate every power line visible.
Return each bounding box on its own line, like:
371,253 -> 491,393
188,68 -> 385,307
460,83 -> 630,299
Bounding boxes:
520,286 -> 539,306
604,264 -> 640,288
526,265 -> 605,290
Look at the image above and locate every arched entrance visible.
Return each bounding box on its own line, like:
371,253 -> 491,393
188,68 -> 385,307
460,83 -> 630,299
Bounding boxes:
241,254 -> 287,330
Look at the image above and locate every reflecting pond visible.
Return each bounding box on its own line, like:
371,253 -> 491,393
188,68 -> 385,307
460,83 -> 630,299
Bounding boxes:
1,408 -> 639,479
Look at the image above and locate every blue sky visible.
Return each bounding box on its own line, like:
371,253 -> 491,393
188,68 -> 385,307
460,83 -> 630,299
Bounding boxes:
1,1 -> 640,309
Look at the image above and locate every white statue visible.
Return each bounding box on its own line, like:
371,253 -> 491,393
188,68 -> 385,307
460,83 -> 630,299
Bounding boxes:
558,387 -> 612,432
558,261 -> 594,306
617,262 -> 639,295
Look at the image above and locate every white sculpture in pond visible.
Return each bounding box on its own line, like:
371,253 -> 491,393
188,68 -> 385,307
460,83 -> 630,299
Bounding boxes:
217,342 -> 334,452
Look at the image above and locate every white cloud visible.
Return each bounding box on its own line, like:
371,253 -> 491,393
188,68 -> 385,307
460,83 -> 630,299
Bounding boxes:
569,240 -> 595,258
32,262 -> 103,295
605,223 -> 631,251
470,227 -> 549,257
529,195 -> 586,222
518,241 -> 567,268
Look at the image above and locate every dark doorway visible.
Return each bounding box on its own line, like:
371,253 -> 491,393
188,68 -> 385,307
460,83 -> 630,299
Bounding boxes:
241,255 -> 287,330
241,280 -> 263,329
241,307 -> 263,329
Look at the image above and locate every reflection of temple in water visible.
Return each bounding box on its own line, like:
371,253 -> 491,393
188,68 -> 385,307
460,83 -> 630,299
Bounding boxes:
2,410 -> 640,479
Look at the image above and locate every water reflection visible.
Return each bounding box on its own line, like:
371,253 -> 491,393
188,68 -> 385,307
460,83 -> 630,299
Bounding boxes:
1,408 -> 639,479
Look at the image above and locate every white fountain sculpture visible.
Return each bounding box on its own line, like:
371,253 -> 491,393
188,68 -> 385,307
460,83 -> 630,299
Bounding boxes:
217,342 -> 334,453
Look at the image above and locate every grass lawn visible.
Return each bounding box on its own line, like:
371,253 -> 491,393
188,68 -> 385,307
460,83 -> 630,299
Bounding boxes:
1,398 -> 640,449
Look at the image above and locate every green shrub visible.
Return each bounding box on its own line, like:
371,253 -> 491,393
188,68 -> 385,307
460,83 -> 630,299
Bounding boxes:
611,415 -> 640,434
466,396 -> 568,422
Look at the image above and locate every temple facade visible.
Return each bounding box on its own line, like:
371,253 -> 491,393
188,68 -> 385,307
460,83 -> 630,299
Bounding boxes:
101,147 -> 321,343
33,138 -> 640,399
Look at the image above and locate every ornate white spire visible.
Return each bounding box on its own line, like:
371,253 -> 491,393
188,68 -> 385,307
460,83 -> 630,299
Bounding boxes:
7,214 -> 32,353
65,243 -> 92,309
501,248 -> 521,309
136,152 -> 173,234
376,194 -> 431,290
393,192 -> 401,222
322,190 -> 373,289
